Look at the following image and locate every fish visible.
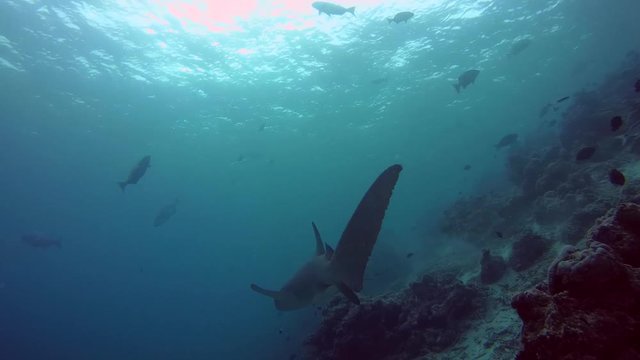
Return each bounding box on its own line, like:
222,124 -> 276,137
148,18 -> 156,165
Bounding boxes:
463,164 -> 471,171
610,116 -> 623,131
153,199 -> 179,227
406,252 -> 414,258
495,231 -> 503,238
312,2 -> 355,16
635,79 -> 640,92
118,155 -> 151,192
453,70 -> 480,94
609,169 -> 625,186
21,232 -> 61,249
495,133 -> 518,149
251,164 -> 402,311
388,11 -> 414,23
575,146 -> 596,161
539,103 -> 553,118
556,96 -> 570,103
371,77 -> 388,85
507,38 -> 531,57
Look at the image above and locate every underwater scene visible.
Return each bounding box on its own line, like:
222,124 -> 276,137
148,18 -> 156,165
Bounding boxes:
1,0 -> 640,359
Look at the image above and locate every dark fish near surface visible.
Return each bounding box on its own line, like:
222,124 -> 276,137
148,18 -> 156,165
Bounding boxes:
609,169 -> 626,186
388,11 -> 414,23
611,115 -> 623,131
556,96 -> 570,103
609,169 -> 627,186
453,69 -> 480,94
495,231 -> 503,238
463,164 -> 471,171
312,2 -> 355,16
495,133 -> 518,149
118,155 -> 151,191
406,252 -> 414,258
508,38 -> 531,57
153,199 -> 179,227
22,233 -> 61,249
575,146 -> 596,161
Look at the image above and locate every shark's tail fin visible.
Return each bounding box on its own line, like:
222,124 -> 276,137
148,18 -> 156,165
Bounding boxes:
453,83 -> 460,94
347,7 -> 355,15
118,181 -> 127,192
250,284 -> 281,300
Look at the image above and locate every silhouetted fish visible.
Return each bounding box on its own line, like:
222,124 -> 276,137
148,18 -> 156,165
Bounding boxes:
508,38 -> 531,57
575,146 -> 596,161
463,164 -> 471,171
21,232 -> 61,249
388,11 -> 414,23
118,155 -> 151,192
495,133 -> 518,149
556,96 -> 570,103
609,169 -> 625,186
453,70 -> 480,94
154,199 -> 179,227
611,116 -> 623,131
406,252 -> 414,258
539,103 -> 553,118
371,77 -> 388,85
495,231 -> 503,238
312,2 -> 355,16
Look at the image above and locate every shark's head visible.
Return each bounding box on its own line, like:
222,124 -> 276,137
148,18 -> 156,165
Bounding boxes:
251,164 -> 402,311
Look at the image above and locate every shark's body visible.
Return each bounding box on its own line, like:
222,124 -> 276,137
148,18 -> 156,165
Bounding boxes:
251,164 -> 402,310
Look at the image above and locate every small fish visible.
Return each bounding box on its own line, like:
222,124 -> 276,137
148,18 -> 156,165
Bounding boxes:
635,79 -> 640,93
371,77 -> 388,85
21,232 -> 61,249
539,103 -> 553,118
153,199 -> 179,227
278,328 -> 284,334
575,146 -> 596,161
388,11 -> 414,23
312,2 -> 355,16
453,70 -> 480,94
495,133 -> 518,149
507,38 -> 531,57
406,252 -> 414,258
118,155 -> 151,192
609,169 -> 626,186
610,116 -> 623,132
495,231 -> 503,238
463,164 -> 471,171
556,96 -> 570,103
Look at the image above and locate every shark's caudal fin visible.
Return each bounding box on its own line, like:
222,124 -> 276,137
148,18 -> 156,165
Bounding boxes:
453,83 -> 461,94
347,7 -> 356,15
330,164 -> 402,292
250,284 -> 282,300
118,181 -> 127,192
312,222 -> 324,256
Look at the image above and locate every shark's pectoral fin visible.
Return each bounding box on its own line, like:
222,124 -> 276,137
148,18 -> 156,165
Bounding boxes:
250,284 -> 282,300
312,222 -> 325,256
336,281 -> 360,305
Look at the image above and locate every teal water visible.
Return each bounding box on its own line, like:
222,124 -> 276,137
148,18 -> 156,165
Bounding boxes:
0,0 -> 639,359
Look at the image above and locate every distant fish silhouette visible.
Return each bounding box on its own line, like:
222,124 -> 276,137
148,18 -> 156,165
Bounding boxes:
495,231 -> 504,238
118,155 -> 151,191
21,232 -> 61,249
495,133 -> 518,149
508,38 -> 531,57
388,11 -> 414,23
575,146 -> 596,161
610,116 -> 623,132
371,77 -> 388,85
463,164 -> 471,171
312,2 -> 355,16
453,70 -> 480,94
406,252 -> 414,258
556,96 -> 570,103
609,169 -> 625,186
153,199 -> 179,227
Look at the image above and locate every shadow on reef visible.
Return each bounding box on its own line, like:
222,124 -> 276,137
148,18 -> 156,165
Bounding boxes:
305,272 -> 485,360
512,203 -> 640,360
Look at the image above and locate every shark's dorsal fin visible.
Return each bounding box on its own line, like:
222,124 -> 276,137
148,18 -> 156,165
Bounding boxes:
250,284 -> 282,300
325,242 -> 334,260
312,222 -> 325,256
330,164 -> 402,292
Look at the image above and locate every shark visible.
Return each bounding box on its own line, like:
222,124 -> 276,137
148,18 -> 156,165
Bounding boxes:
251,164 -> 402,310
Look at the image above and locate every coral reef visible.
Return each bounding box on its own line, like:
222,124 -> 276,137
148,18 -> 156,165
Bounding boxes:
306,272 -> 484,360
512,203 -> 640,360
508,233 -> 551,272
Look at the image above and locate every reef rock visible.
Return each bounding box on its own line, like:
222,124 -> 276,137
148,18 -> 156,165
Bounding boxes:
480,249 -> 507,284
306,272 -> 484,360
508,233 -> 551,272
512,203 -> 640,360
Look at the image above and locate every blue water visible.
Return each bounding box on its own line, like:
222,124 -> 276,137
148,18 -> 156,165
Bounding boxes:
0,0 -> 639,359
